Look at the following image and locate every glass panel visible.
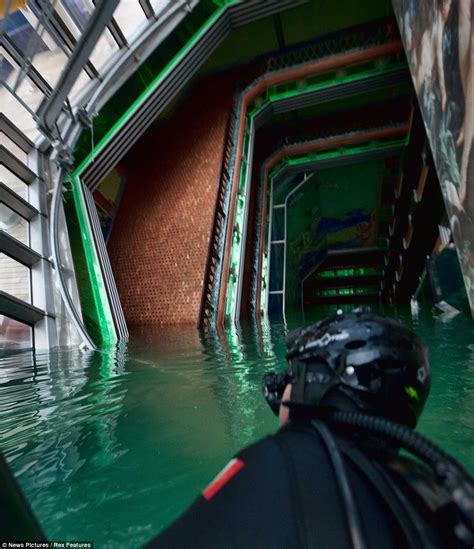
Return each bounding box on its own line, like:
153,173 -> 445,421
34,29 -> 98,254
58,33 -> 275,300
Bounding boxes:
31,46 -> 69,89
269,242 -> 284,292
0,253 -> 31,303
271,208 -> 284,241
0,204 -> 29,246
6,8 -> 70,90
1,88 -> 42,141
68,69 -> 93,104
151,0 -> 171,15
0,49 -> 14,82
0,165 -> 29,200
89,28 -> 119,72
12,72 -> 46,113
113,0 -> 148,42
60,0 -> 94,31
0,315 -> 33,351
0,133 -> 28,164
4,11 -> 49,57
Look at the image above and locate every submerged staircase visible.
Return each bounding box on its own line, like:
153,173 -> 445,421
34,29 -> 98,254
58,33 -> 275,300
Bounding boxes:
301,248 -> 385,309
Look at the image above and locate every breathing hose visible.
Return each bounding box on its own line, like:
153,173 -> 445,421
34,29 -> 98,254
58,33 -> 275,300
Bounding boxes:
325,410 -> 474,546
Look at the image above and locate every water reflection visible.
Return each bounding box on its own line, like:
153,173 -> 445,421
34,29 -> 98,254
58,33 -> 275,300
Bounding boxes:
0,312 -> 472,548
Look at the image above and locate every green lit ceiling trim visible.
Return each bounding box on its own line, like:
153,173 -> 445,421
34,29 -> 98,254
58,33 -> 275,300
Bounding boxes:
69,173 -> 117,345
72,1 -> 239,177
223,59 -> 407,324
68,1 -> 241,341
259,136 -> 408,316
247,57 -> 405,116
269,137 -> 406,179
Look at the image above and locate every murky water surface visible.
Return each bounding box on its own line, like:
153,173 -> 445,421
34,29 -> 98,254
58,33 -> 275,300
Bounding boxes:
0,310 -> 473,547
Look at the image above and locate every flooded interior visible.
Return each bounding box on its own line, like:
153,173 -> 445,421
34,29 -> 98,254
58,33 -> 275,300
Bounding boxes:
1,309 -> 473,547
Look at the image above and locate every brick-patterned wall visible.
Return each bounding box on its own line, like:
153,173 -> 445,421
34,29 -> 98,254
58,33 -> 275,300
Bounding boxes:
107,73 -> 237,327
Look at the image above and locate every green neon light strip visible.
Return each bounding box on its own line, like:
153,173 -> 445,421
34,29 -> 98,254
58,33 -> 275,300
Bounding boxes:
317,267 -> 382,278
70,1 -> 241,341
225,59 -> 407,322
315,287 -> 378,297
73,2 -> 239,175
269,137 -> 407,179
70,174 -> 116,345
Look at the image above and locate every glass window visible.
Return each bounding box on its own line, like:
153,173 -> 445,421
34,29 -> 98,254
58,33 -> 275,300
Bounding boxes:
60,0 -> 94,32
89,28 -> 119,72
0,204 -> 29,246
4,11 -> 49,57
68,69 -> 93,104
0,164 -> 29,200
11,72 -> 46,113
30,46 -> 70,89
151,0 -> 172,16
0,253 -> 31,303
0,133 -> 28,164
1,90 -> 41,141
6,8 -> 70,90
0,315 -> 33,351
113,0 -> 148,42
0,50 -> 14,82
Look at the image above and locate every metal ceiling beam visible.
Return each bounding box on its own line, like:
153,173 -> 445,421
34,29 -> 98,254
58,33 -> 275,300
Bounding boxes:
37,0 -> 121,137
79,0 -> 309,191
31,0 -> 99,79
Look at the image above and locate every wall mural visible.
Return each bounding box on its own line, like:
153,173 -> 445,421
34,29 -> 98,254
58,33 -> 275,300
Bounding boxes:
393,0 -> 474,311
286,160 -> 383,308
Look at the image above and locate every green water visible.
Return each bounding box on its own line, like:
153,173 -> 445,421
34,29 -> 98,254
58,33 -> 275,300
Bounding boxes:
0,311 -> 473,547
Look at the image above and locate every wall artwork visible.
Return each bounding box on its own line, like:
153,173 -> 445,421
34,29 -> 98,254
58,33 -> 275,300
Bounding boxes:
393,0 -> 474,311
285,160 -> 383,309
94,168 -> 126,243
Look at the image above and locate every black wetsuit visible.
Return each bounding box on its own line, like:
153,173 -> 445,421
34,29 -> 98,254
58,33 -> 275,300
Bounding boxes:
147,422 -> 439,548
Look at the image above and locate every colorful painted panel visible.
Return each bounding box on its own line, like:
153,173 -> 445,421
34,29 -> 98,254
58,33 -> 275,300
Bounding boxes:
285,159 -> 383,308
393,0 -> 474,312
93,168 -> 125,243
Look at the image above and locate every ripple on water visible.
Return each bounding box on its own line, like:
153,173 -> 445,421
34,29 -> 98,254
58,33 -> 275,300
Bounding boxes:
0,316 -> 473,547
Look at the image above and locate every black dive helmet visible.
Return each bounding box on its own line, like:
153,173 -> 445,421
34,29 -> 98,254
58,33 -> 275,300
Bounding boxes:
262,308 -> 431,428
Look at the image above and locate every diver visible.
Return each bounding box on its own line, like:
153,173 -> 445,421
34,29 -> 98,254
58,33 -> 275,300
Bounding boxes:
147,309 -> 474,548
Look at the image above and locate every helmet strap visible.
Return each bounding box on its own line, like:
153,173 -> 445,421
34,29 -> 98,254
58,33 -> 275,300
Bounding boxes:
289,359 -> 306,405
288,359 -> 340,419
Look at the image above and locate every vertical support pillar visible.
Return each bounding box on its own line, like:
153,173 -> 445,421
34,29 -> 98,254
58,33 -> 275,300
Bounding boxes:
393,0 -> 474,315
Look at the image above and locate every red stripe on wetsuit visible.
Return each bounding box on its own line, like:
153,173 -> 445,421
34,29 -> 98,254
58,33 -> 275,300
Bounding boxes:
202,458 -> 245,501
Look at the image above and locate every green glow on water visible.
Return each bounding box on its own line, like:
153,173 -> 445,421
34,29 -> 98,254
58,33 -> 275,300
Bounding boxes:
0,310 -> 473,546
